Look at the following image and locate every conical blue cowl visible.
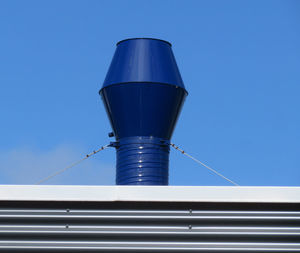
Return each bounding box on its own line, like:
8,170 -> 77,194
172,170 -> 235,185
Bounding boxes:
100,38 -> 187,185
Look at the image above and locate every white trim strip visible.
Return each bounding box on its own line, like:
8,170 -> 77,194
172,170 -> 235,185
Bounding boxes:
0,185 -> 299,203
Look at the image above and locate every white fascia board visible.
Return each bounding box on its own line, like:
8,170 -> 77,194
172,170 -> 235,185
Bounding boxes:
0,185 -> 299,203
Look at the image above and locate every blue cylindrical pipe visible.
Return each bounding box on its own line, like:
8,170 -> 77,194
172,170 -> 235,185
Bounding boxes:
100,38 -> 187,185
115,137 -> 169,185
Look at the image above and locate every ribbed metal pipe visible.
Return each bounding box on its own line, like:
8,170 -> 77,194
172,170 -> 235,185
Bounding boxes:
114,137 -> 169,185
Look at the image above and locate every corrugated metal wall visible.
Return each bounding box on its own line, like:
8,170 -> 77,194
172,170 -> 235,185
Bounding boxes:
0,201 -> 299,252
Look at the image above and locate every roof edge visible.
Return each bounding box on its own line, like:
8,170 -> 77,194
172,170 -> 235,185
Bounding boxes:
0,185 -> 299,203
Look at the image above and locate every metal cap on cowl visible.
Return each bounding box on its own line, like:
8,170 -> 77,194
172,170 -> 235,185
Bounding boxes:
100,38 -> 187,185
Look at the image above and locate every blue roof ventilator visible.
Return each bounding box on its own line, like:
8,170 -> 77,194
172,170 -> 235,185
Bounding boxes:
100,38 -> 187,185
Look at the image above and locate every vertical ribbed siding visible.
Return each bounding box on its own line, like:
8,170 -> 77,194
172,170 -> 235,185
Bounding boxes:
0,202 -> 299,252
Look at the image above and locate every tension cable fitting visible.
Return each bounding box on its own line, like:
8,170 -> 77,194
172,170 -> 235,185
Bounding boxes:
35,144 -> 110,185
170,143 -> 239,186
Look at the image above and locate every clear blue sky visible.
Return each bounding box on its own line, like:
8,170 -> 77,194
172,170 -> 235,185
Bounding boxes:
0,0 -> 299,186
